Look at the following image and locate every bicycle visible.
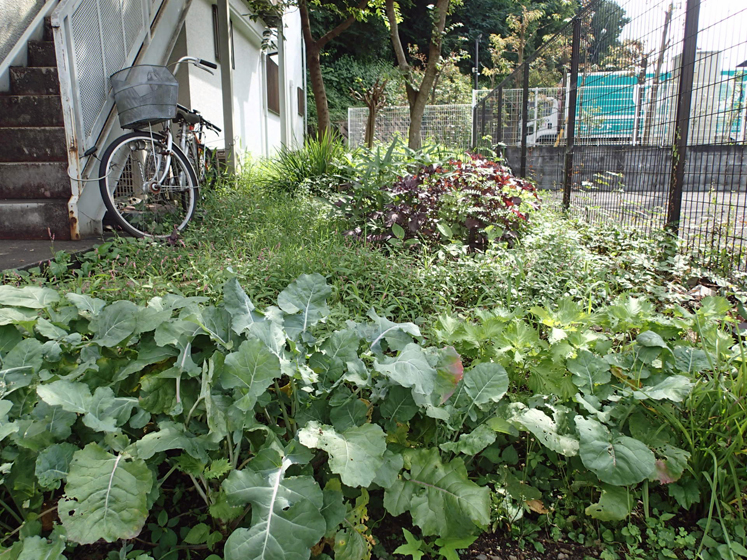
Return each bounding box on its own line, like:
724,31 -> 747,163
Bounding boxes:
174,103 -> 222,189
98,56 -> 217,238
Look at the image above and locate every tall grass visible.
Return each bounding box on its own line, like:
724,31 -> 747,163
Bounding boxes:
256,131 -> 347,195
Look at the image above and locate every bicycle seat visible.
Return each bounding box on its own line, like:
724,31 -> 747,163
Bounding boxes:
176,108 -> 201,125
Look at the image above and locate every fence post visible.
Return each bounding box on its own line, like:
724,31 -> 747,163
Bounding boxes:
563,17 -> 581,210
520,64 -> 529,177
496,86 -> 503,145
667,0 -> 700,233
472,102 -> 478,150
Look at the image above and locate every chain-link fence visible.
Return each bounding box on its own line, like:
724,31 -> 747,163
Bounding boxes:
474,0 -> 747,274
348,104 -> 473,150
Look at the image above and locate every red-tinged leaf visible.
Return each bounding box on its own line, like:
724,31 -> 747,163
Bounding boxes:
436,346 -> 464,404
654,459 -> 678,484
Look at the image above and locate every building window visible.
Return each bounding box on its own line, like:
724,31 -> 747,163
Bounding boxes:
267,57 -> 279,115
297,87 -> 304,117
230,20 -> 235,70
212,4 -> 220,62
211,5 -> 235,69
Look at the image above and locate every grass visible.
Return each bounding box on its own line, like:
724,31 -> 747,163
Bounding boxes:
6,173 -> 733,332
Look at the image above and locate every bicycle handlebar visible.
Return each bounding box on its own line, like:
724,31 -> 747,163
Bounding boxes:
199,59 -> 218,70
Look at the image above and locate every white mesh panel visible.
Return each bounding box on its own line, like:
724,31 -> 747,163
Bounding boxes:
123,0 -> 144,56
71,0 -> 105,139
100,0 -> 126,78
349,104 -> 473,150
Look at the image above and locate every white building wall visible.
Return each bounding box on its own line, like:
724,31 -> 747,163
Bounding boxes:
180,0 -> 305,162
283,7 -> 306,146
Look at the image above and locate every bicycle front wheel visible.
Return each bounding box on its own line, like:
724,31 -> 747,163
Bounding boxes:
99,131 -> 198,238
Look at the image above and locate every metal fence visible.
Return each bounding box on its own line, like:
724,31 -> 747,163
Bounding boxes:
474,0 -> 747,274
348,104 -> 473,150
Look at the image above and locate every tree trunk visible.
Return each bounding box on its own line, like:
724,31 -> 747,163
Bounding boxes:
386,0 -> 450,150
299,0 -> 369,137
307,46 -> 331,135
365,108 -> 376,148
642,3 -> 673,145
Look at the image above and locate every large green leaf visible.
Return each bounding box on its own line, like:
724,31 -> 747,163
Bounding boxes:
576,416 -> 655,486
129,421 -> 217,463
384,448 -> 489,538
359,309 -> 421,353
567,350 -> 610,392
221,338 -> 282,411
585,484 -> 632,521
222,455 -> 325,560
37,381 -> 137,432
58,443 -> 153,544
0,286 -> 59,309
633,376 -> 693,402
16,536 -> 67,560
89,301 -> 138,347
277,273 -> 331,339
0,400 -> 17,442
462,362 -> 509,408
373,343 -> 437,396
37,380 -> 91,414
509,405 -> 579,457
66,293 -> 106,317
380,385 -> 418,429
35,443 -> 77,490
223,278 -> 260,334
298,422 -> 386,487
439,424 -> 496,455
4,338 -> 44,374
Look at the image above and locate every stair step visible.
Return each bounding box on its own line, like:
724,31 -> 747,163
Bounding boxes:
10,67 -> 59,95
28,41 -> 56,67
0,96 -> 63,127
0,200 -> 71,240
0,128 -> 67,162
43,17 -> 54,42
0,163 -> 70,200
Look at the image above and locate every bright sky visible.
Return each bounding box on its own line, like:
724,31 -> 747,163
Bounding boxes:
618,0 -> 747,71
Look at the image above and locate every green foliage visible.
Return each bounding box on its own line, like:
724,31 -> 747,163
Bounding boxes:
338,153 -> 540,250
256,132 -> 348,196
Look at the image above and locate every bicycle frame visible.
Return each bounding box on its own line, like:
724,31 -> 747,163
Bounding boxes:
141,56 -> 215,191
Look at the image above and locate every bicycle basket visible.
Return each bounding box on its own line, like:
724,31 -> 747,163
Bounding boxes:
110,65 -> 179,129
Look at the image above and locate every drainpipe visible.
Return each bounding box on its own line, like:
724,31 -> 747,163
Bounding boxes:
217,0 -> 235,171
302,25 -> 307,140
278,22 -> 287,146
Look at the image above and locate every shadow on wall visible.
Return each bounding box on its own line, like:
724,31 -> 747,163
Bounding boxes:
0,0 -> 46,64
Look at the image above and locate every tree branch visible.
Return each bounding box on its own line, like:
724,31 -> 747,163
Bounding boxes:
385,0 -> 418,105
317,0 -> 370,49
298,0 -> 316,47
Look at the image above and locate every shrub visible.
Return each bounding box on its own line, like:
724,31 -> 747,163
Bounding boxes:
257,131 -> 347,195
345,153 -> 540,250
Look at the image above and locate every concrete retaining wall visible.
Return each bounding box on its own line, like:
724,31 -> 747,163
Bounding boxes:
506,144 -> 747,192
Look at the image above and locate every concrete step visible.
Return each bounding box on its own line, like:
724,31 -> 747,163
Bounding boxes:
0,163 -> 70,199
0,96 -> 63,127
28,41 -> 56,67
9,67 -> 59,95
0,128 -> 66,162
0,200 -> 71,240
43,17 -> 54,42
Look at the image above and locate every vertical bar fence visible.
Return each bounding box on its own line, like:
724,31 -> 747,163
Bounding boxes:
473,0 -> 747,275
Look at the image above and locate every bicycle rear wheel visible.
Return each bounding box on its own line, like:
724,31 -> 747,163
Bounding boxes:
99,131 -> 197,238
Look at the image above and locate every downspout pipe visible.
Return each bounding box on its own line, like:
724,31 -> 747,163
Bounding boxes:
278,23 -> 287,146
217,0 -> 235,172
